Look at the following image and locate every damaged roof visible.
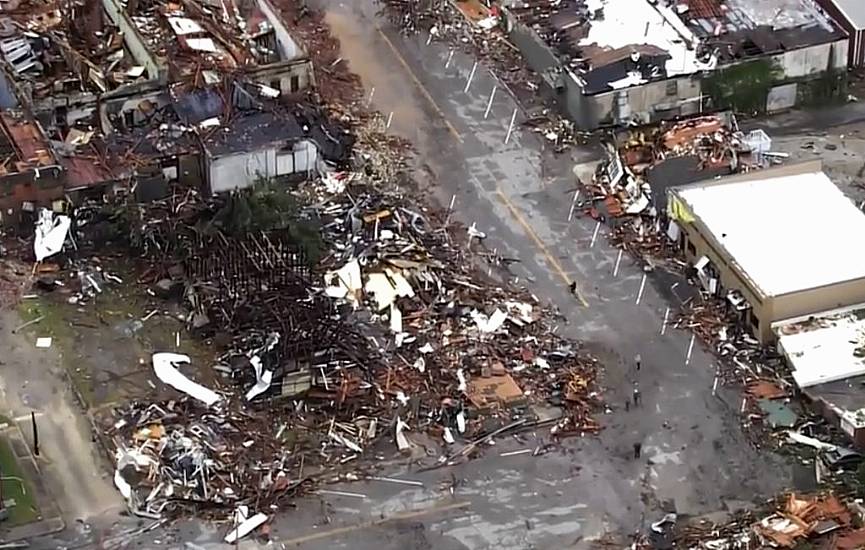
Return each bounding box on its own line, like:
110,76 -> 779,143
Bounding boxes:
0,0 -> 156,99
774,303 -> 865,391
0,110 -> 56,174
510,0 -> 843,94
127,0 -> 302,78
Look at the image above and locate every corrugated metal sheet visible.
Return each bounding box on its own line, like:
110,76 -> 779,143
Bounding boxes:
683,0 -> 724,19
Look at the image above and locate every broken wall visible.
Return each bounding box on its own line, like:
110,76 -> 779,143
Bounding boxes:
772,279 -> 865,331
99,85 -> 167,135
247,58 -> 315,95
31,92 -> 98,128
569,75 -> 702,129
102,0 -> 166,81
505,15 -> 560,85
671,206 -> 770,339
0,167 -> 65,223
257,0 -> 304,61
773,38 -> 848,79
206,139 -> 320,193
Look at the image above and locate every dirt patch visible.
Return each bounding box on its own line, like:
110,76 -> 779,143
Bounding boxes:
17,259 -> 215,410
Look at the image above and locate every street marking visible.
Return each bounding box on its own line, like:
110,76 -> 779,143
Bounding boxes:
660,306 -> 670,335
504,107 -> 517,144
484,85 -> 497,119
590,220 -> 601,248
567,189 -> 580,221
494,187 -> 589,307
635,273 -> 647,305
464,61 -> 478,93
280,501 -> 472,545
685,334 -> 695,365
376,27 -> 463,143
367,87 -> 375,106
613,249 -> 623,277
386,111 -> 393,129
444,193 -> 456,226
712,375 -> 719,396
445,48 -> 454,68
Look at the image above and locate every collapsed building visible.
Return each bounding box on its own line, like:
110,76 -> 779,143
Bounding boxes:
504,0 -> 848,129
0,0 -> 329,224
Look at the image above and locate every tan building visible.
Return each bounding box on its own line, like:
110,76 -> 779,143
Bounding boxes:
666,160 -> 865,343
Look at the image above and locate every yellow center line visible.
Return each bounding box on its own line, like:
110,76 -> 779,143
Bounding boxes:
280,500 -> 472,545
373,25 -> 588,308
495,187 -> 590,308
375,26 -> 464,143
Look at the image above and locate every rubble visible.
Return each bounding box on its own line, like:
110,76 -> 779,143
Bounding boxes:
375,0 -> 545,111
655,491 -> 862,550
89,112 -> 604,518
582,114 -> 767,269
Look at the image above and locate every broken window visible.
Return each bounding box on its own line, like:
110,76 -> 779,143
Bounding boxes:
665,79 -> 677,97
750,311 -> 760,330
686,239 -> 696,256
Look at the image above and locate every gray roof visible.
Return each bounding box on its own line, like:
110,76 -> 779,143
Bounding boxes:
833,0 -> 865,28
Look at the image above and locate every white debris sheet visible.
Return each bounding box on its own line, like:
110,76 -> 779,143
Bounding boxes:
35,337 -> 52,348
151,353 -> 220,406
225,507 -> 269,544
34,208 -> 71,262
324,259 -> 362,302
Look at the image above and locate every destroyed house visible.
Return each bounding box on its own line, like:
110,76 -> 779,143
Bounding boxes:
774,305 -> 865,449
505,0 -> 848,129
201,108 -> 345,193
0,0 -> 165,129
169,85 -> 349,194
666,160 -> 865,344
123,0 -> 314,95
0,110 -> 64,221
0,0 -> 314,138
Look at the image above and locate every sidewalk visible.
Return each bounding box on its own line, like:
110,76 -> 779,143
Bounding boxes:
0,422 -> 64,542
743,100 -> 865,135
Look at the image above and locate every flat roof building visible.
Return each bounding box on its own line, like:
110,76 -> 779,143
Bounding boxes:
774,305 -> 865,448
667,160 -> 865,343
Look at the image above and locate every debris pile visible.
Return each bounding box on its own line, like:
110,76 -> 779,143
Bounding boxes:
376,0 -> 544,109
97,122 -> 603,521
668,492 -> 863,549
583,114 -> 767,267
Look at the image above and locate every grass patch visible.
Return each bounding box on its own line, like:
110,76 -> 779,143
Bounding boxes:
0,438 -> 38,526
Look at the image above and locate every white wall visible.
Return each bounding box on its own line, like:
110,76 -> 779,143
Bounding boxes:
774,39 -> 848,78
257,0 -> 303,61
208,140 -> 321,193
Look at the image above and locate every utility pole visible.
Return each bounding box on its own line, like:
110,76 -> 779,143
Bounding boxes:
31,412 -> 39,457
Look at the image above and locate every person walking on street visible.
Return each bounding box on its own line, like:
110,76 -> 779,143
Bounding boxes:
632,382 -> 641,407
633,441 -> 642,459
625,398 -> 630,412
634,353 -> 641,372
